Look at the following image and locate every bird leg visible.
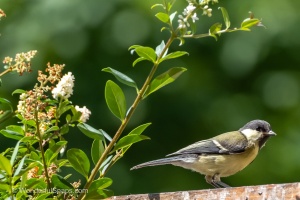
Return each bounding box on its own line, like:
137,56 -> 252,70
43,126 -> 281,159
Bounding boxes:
205,174 -> 231,188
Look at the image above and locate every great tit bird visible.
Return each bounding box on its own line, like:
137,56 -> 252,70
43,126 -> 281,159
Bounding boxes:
131,120 -> 276,188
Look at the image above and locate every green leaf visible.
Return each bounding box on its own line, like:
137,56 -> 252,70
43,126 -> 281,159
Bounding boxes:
128,123 -> 151,136
13,155 -> 28,177
155,12 -> 169,23
159,51 -> 188,64
241,18 -> 261,30
26,178 -> 47,189
10,140 -> 21,166
151,4 -> 164,9
0,98 -> 12,108
67,148 -> 90,180
219,7 -> 230,30
60,124 -> 70,135
132,57 -> 147,67
155,40 -> 167,58
209,23 -> 222,40
91,139 -> 105,165
44,141 -> 68,165
84,178 -> 113,199
11,89 -> 26,96
100,155 -> 113,174
129,46 -> 156,64
102,67 -> 138,89
0,154 -> 12,176
0,182 -> 10,191
122,123 -> 151,154
77,123 -> 104,141
105,80 -> 127,121
51,174 -> 74,190
56,100 -> 72,118
101,129 -> 112,142
34,193 -> 52,200
6,125 -> 24,135
169,11 -> 177,24
13,161 -> 39,181
144,67 -> 187,98
0,129 -> 23,140
97,189 -> 114,199
112,134 -> 150,152
44,126 -> 59,135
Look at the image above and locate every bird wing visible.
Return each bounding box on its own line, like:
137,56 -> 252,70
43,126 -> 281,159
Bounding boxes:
167,131 -> 248,156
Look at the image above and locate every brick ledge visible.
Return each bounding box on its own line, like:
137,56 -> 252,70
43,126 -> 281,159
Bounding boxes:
108,182 -> 300,200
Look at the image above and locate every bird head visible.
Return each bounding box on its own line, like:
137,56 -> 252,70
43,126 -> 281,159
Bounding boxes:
239,120 -> 276,149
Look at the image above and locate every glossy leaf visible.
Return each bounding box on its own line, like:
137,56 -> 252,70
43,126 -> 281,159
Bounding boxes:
13,155 -> 28,177
151,4 -> 164,9
132,57 -> 147,67
102,67 -> 138,89
57,100 -> 72,117
112,134 -> 150,152
34,193 -> 51,200
67,148 -> 90,180
122,123 -> 151,154
10,140 -> 21,166
209,23 -> 222,40
155,12 -> 169,23
5,125 -> 24,135
77,123 -> 104,141
0,154 -> 12,176
13,161 -> 39,181
241,18 -> 261,30
91,139 -> 105,165
0,129 -> 23,140
159,51 -> 188,64
129,45 -> 156,64
51,174 -> 74,190
219,7 -> 230,30
44,141 -> 68,165
84,178 -> 113,199
100,155 -> 113,174
101,129 -> 112,142
144,67 -> 187,98
169,11 -> 177,24
155,40 -> 167,58
129,123 -> 151,136
105,80 -> 127,121
11,89 -> 26,96
0,183 -> 10,191
0,98 -> 13,110
44,126 -> 59,135
97,189 -> 114,199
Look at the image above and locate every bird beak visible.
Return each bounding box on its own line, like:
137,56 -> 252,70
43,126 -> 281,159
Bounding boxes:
267,130 -> 276,136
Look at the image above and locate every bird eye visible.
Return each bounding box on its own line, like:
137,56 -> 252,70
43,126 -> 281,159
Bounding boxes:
256,127 -> 265,132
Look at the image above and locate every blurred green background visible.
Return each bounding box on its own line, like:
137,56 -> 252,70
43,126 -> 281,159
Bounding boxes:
1,0 -> 300,196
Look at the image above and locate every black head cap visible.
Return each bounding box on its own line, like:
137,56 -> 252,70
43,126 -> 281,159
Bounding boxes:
240,119 -> 276,149
239,120 -> 272,133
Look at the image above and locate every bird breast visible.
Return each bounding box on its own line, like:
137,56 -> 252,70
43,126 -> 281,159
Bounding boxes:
172,144 -> 259,177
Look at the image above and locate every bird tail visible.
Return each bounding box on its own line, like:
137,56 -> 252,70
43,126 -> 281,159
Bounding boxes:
130,154 -> 197,170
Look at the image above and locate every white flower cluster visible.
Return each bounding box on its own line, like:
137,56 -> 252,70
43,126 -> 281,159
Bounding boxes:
75,106 -> 91,122
199,0 -> 218,5
178,3 -> 199,29
202,5 -> 212,17
52,72 -> 75,100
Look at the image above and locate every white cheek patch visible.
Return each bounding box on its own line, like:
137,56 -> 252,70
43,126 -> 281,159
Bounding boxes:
241,128 -> 262,141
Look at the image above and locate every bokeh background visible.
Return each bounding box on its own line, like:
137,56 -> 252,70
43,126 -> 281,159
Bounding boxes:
1,0 -> 300,196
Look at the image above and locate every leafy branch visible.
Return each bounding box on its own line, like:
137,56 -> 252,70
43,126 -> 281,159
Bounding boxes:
0,0 -> 265,199
78,1 -> 264,199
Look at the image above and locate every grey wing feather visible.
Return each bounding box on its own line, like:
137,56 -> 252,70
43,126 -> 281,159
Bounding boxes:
167,131 -> 248,156
167,139 -> 225,156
